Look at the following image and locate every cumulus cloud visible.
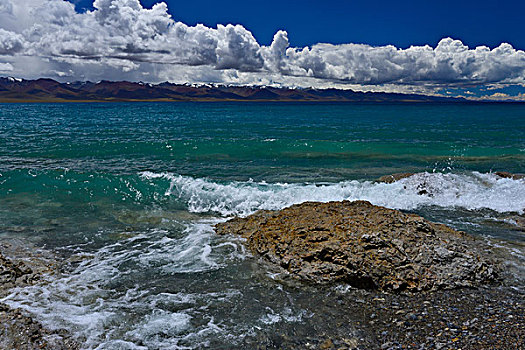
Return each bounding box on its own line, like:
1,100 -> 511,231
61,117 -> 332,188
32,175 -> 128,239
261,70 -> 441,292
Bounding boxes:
0,28 -> 24,54
271,38 -> 525,86
0,0 -> 524,95
475,92 -> 525,101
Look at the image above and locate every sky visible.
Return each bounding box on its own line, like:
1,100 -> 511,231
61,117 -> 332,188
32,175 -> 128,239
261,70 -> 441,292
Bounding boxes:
70,0 -> 525,50
1,0 -> 525,99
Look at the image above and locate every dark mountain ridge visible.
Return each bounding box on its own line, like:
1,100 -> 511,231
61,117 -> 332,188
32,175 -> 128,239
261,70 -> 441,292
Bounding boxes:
0,77 -> 462,103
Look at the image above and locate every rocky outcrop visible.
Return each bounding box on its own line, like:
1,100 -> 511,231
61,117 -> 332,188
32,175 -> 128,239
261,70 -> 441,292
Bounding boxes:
0,253 -> 39,290
215,201 -> 501,292
0,303 -> 79,350
495,171 -> 525,180
0,247 -> 79,349
376,173 -> 415,183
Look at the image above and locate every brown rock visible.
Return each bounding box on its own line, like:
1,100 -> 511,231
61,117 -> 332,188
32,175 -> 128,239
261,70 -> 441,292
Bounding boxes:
320,338 -> 335,349
0,248 -> 79,349
376,173 -> 415,183
0,253 -> 34,291
495,171 -> 525,180
215,201 -> 501,292
0,303 -> 79,350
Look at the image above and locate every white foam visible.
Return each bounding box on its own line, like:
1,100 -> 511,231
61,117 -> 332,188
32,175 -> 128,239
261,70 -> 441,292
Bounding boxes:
136,224 -> 222,274
259,307 -> 311,325
141,171 -> 525,216
125,311 -> 191,347
0,223 -> 246,349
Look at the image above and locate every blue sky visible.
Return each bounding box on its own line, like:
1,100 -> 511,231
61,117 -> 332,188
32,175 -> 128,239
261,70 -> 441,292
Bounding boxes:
69,0 -> 525,49
0,0 -> 524,99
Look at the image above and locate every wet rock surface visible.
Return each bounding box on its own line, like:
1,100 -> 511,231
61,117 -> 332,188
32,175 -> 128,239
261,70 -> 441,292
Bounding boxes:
0,242 -> 79,350
215,200 -> 501,292
502,215 -> 525,231
0,303 -> 79,350
376,173 -> 415,183
0,251 -> 36,288
494,171 -> 525,180
362,287 -> 524,350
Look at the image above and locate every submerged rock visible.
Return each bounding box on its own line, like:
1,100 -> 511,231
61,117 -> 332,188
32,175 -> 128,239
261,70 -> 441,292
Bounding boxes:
504,215 -> 525,231
0,303 -> 79,350
215,201 -> 501,292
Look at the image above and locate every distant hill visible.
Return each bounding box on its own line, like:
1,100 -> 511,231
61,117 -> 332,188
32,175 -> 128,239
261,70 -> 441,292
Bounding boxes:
0,77 -> 461,103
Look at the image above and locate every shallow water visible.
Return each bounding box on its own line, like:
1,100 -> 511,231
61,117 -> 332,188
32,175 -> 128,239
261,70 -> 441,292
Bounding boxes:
0,102 -> 524,348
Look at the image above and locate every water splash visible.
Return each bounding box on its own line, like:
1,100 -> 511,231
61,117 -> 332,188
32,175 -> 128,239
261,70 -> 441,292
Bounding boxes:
141,171 -> 525,216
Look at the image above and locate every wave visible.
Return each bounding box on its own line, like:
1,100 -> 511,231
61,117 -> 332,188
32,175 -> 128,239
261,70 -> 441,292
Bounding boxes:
0,223 -> 250,349
141,171 -> 525,216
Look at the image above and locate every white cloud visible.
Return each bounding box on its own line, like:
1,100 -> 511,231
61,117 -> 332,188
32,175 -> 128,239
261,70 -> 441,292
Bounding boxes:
0,0 -> 12,14
215,24 -> 263,71
0,28 -> 24,54
275,38 -> 525,86
0,0 -> 524,96
476,92 -> 525,101
0,61 -> 13,71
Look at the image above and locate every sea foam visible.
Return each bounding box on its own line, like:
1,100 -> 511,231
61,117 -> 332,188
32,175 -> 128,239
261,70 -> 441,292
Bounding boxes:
140,171 -> 525,216
0,224 -> 247,349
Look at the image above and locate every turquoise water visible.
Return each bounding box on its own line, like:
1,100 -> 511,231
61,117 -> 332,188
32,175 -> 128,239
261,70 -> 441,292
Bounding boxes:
2,103 -> 524,179
0,102 -> 524,349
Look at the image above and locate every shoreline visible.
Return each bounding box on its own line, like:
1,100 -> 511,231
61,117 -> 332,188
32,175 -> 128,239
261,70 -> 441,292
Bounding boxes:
2,242 -> 523,349
0,240 -> 79,349
237,273 -> 525,349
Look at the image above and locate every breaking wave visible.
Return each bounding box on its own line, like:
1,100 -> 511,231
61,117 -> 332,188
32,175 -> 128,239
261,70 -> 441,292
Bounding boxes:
141,171 -> 525,216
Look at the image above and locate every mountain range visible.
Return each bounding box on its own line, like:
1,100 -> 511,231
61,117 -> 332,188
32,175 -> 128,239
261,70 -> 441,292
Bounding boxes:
0,77 -> 460,103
